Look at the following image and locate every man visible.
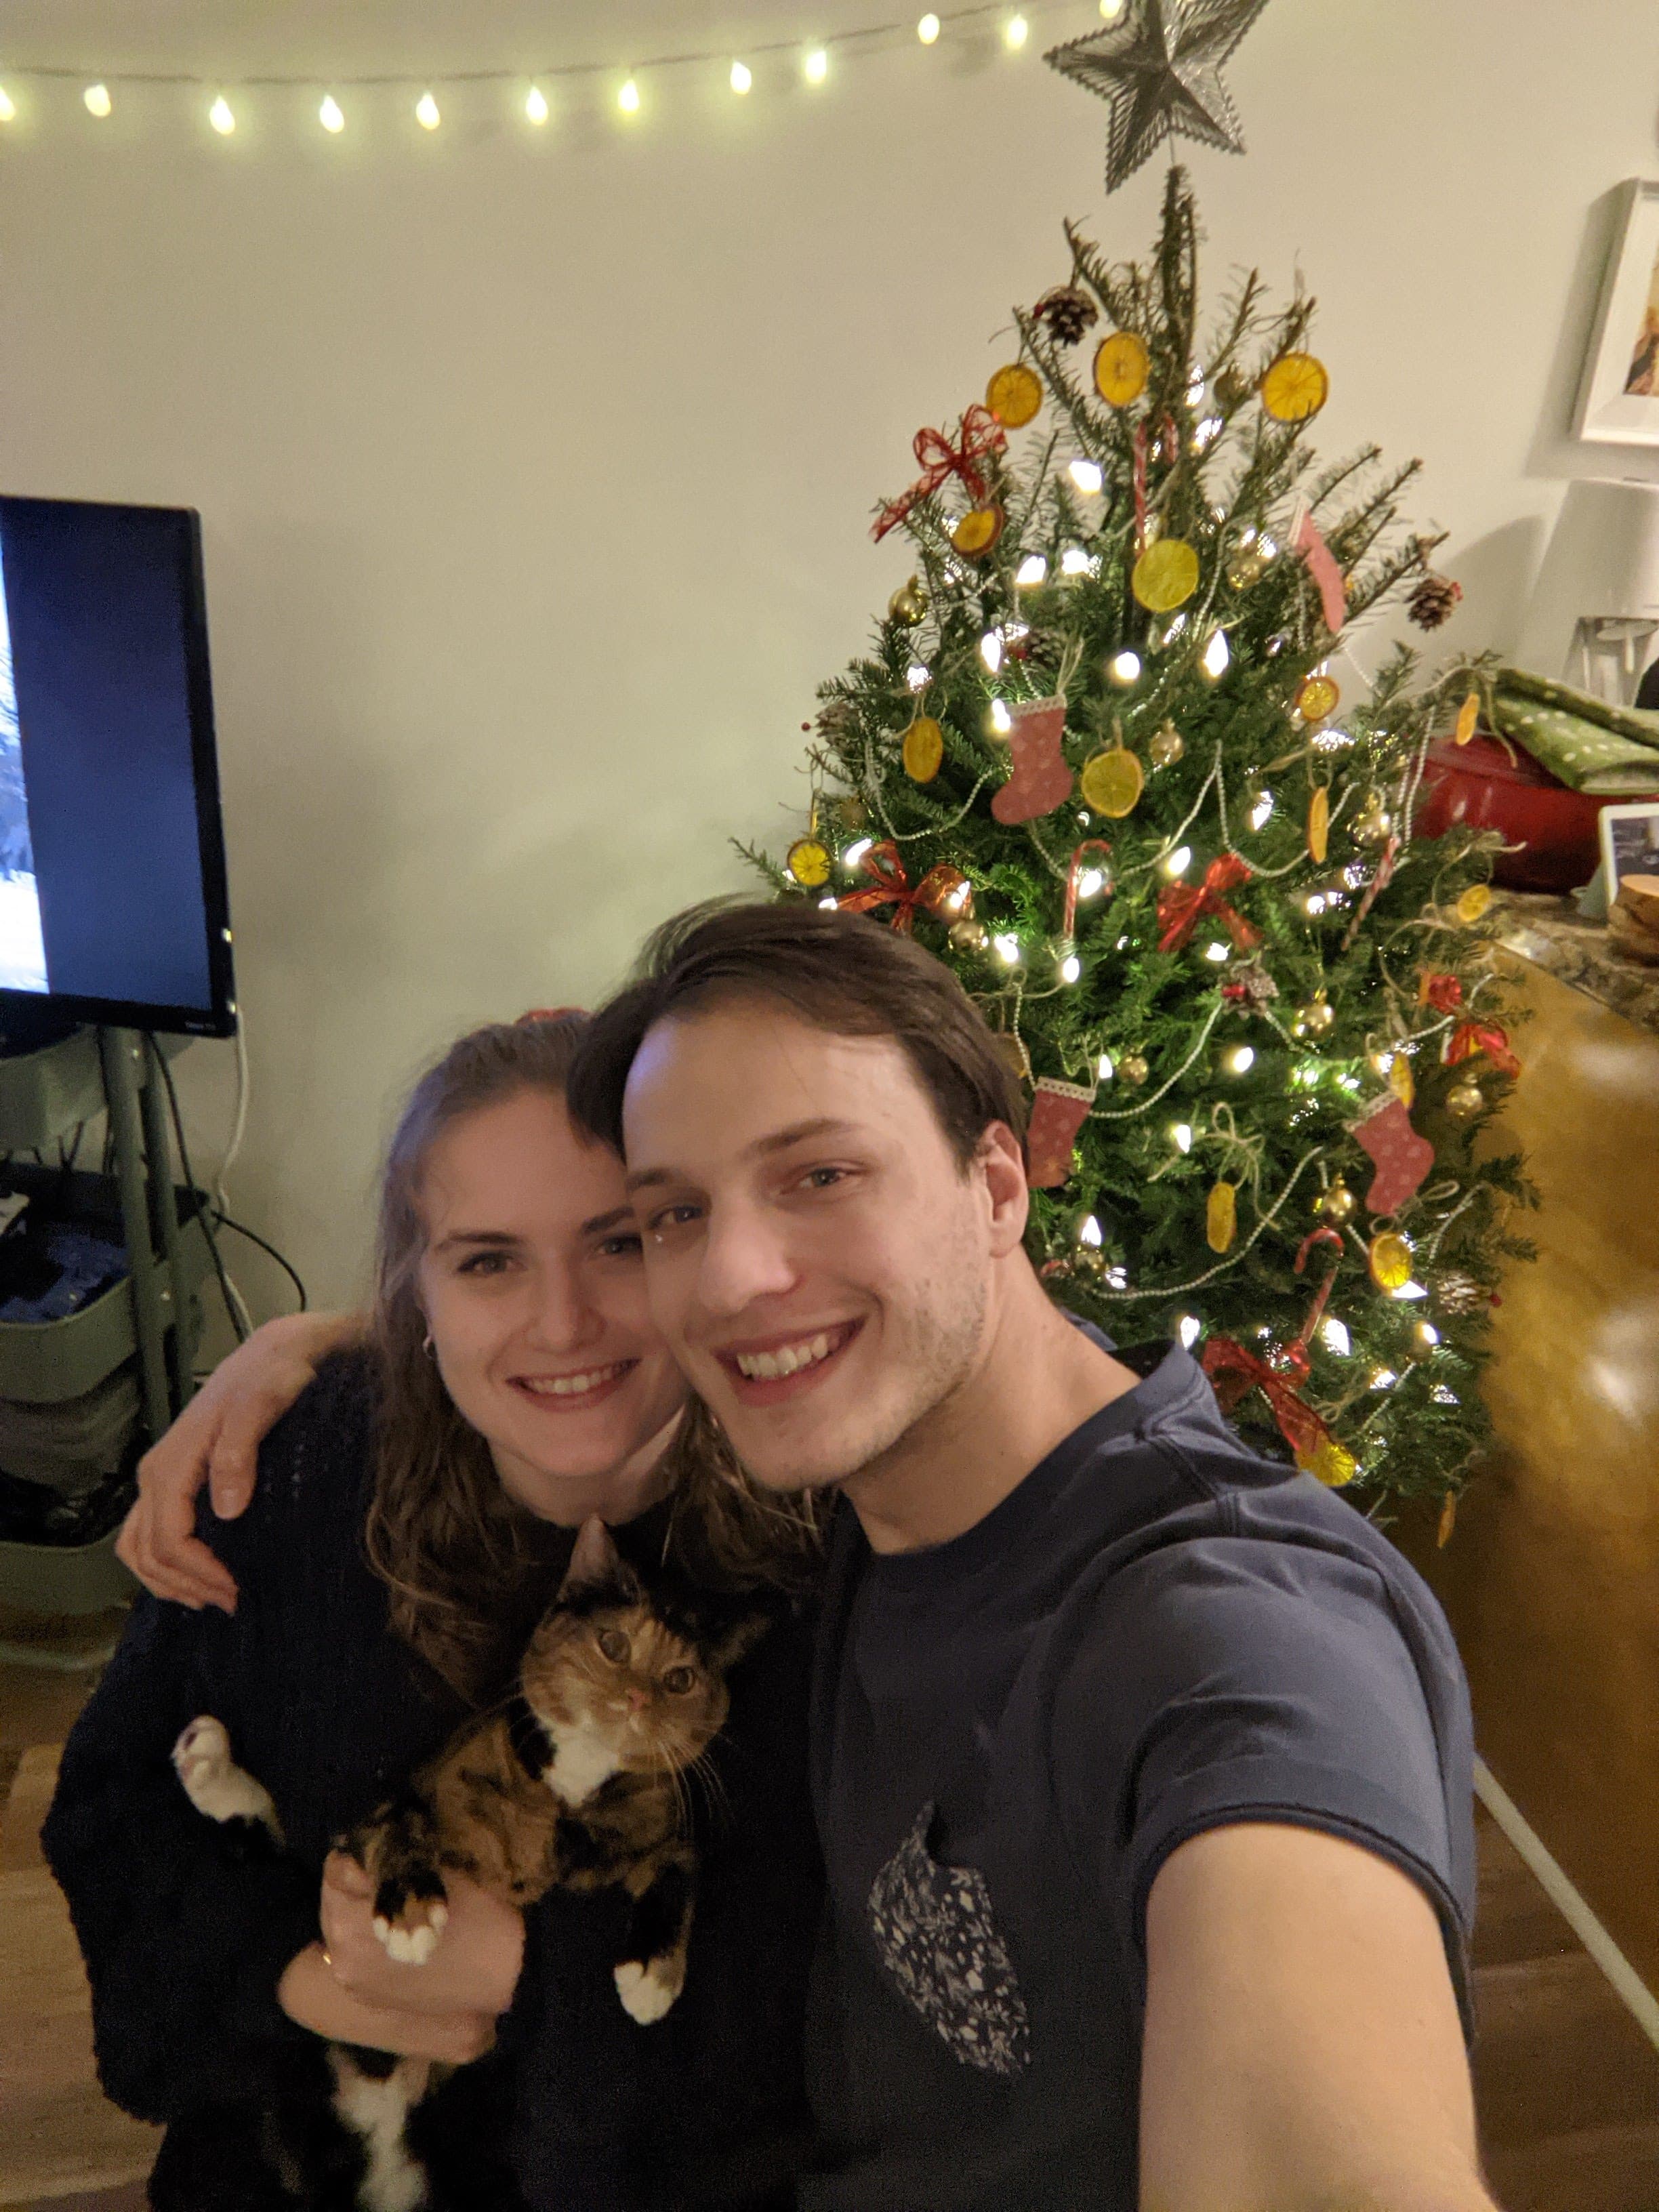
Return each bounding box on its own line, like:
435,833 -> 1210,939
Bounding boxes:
125,901 -> 1498,2212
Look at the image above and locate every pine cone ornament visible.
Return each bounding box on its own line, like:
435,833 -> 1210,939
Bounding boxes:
1033,284 -> 1098,346
1431,1267 -> 1486,1316
1407,572 -> 1464,630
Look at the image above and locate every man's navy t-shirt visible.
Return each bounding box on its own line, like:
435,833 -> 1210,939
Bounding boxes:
800,1330 -> 1477,2211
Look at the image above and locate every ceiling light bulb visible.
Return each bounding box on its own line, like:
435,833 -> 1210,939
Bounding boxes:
525,85 -> 550,123
918,13 -> 942,42
83,82 -> 112,118
1068,459 -> 1104,494
319,94 -> 345,131
1162,845 -> 1192,878
1004,15 -> 1030,49
209,95 -> 235,134
730,60 -> 753,94
1226,1045 -> 1255,1074
1016,553 -> 1048,586
618,77 -> 641,113
415,91 -> 441,129
804,47 -> 830,83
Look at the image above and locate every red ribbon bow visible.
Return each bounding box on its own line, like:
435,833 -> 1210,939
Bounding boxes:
837,842 -> 968,934
872,406 -> 1008,543
1200,1335 -> 1338,1469
1418,972 -> 1463,1015
1444,1021 -> 1518,1078
1156,855 -> 1263,955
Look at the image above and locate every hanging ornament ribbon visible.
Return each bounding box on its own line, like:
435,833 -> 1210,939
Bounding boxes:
1025,1076 -> 1097,1188
1156,854 -> 1263,954
836,842 -> 968,934
1063,839 -> 1115,940
1290,501 -> 1349,635
1418,971 -> 1464,1015
1199,1332 -> 1356,1486
872,406 -> 1008,542
1444,1021 -> 1519,1079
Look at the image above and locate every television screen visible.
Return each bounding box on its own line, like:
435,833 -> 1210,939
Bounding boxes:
0,496 -> 235,1038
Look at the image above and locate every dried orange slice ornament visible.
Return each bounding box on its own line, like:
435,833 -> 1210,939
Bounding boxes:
1080,737 -> 1143,819
1389,1054 -> 1416,1109
1367,1231 -> 1414,1292
1094,331 -> 1150,407
1295,672 -> 1340,723
1298,1435 -> 1357,1488
1306,785 -> 1330,865
1456,883 -> 1492,925
1206,1181 -> 1237,1254
1261,351 -> 1330,422
952,504 -> 1004,557
1437,1491 -> 1457,1546
1131,537 -> 1200,613
1454,691 -> 1480,746
986,363 -> 1043,428
786,838 -> 832,889
903,715 -> 945,783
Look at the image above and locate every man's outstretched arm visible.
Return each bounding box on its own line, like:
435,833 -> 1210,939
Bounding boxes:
1139,1820 -> 1498,2212
116,1310 -> 365,1611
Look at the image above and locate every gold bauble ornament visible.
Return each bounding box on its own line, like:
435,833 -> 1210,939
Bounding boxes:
1315,1177 -> 1356,1227
1093,330 -> 1150,407
1351,796 -> 1393,847
1131,537 -> 1200,614
1118,1051 -> 1149,1086
1261,350 -> 1330,423
888,575 -> 928,626
949,919 -> 989,955
902,715 -> 945,783
1225,542 -> 1269,590
786,837 -> 832,889
834,794 -> 869,834
1367,1231 -> 1414,1293
1070,1244 -> 1107,1281
1149,720 -> 1186,770
1292,993 -> 1335,1038
1445,1080 -> 1484,1123
986,361 -> 1043,428
1080,739 -> 1144,819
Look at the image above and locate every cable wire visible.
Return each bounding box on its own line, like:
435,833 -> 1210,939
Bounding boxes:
148,1037 -> 249,1344
212,1210 -> 307,1313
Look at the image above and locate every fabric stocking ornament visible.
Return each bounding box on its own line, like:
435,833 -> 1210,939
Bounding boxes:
1351,1095 -> 1433,1215
1025,1076 -> 1095,1187
992,696 -> 1074,825
1292,504 -> 1348,636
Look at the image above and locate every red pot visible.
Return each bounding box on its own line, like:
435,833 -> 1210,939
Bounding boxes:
1414,733 -> 1629,893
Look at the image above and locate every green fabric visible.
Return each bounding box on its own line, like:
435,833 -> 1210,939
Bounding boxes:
1490,693 -> 1659,795
1495,665 -> 1659,752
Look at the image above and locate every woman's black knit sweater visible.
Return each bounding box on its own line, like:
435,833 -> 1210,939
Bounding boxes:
43,1353 -> 824,2211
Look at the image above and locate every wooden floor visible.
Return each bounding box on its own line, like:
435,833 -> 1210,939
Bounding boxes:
1,1637 -> 1656,2210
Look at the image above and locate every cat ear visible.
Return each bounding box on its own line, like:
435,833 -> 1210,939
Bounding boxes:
559,1515 -> 642,1603
708,1609 -> 774,1673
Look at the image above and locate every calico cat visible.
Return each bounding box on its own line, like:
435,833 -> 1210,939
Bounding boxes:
169,1514 -> 773,2212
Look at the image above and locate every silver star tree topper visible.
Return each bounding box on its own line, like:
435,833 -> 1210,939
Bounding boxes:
1046,0 -> 1272,195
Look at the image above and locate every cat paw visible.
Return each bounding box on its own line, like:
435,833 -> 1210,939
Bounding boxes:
372,1896 -> 449,1965
613,1959 -> 680,2024
171,1715 -> 232,1799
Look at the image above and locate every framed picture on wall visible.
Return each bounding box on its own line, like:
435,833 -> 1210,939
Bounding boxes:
1574,180 -> 1659,447
1599,799 -> 1659,893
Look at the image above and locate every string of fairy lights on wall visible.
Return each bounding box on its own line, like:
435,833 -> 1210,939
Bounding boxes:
0,0 -> 1126,141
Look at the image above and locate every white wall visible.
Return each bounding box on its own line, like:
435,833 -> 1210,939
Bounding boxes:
1,0 -> 1656,1319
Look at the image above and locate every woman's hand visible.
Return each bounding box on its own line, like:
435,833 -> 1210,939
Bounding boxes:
116,1311 -> 366,1612
277,1942 -> 498,2065
319,1851 -> 527,2020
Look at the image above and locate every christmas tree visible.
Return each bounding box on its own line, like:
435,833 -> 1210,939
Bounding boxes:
745,167 -> 1536,1524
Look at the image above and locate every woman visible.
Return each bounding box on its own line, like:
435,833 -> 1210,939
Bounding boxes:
45,1015 -> 825,2212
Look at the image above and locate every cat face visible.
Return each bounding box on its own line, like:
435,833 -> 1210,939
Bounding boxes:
519,1517 -> 763,1780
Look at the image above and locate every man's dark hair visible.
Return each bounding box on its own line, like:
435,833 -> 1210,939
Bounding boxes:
567,899 -> 1028,1168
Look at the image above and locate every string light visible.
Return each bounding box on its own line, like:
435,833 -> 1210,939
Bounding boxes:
1068,459 -> 1103,494
83,82 -> 112,117
1077,868 -> 1107,900
1248,788 -> 1275,831
993,932 -> 1021,966
1200,629 -> 1231,681
841,838 -> 874,872
1170,1123 -> 1193,1153
1370,1367 -> 1397,1391
1391,1280 -> 1429,1302
979,631 -> 1003,673
525,85 -> 550,123
1106,647 -> 1141,684
415,91 -> 441,128
0,86 -> 14,122
319,94 -> 345,131
1203,941 -> 1229,963
1320,1317 -> 1351,1356
729,60 -> 753,94
1059,951 -> 1082,984
1162,845 -> 1192,878
1414,1322 -> 1441,1351
209,96 -> 235,134
1016,553 -> 1048,586
918,13 -> 942,42
988,699 -> 1012,737
1078,1216 -> 1103,1246
1176,1314 -> 1202,1349
1097,1052 -> 1115,1082
1225,1044 -> 1254,1074
618,77 -> 641,113
804,47 -> 830,83
905,662 -> 930,691
1061,546 -> 1092,577
1004,16 -> 1030,49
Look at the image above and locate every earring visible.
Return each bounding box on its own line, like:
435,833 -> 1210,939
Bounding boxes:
422,1332 -> 435,1360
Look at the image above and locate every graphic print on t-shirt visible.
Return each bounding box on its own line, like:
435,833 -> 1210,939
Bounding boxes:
867,1802 -> 1031,2078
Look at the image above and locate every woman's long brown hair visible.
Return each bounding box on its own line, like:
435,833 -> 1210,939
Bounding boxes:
361,1015 -> 823,1704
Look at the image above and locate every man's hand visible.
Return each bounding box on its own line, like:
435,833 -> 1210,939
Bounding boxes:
276,1942 -> 497,2065
1139,1820 -> 1498,2212
319,1851 -> 526,2020
116,1311 -> 365,1612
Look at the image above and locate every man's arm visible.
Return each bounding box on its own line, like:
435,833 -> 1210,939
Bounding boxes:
117,1309 -> 365,1611
1139,1820 -> 1498,2212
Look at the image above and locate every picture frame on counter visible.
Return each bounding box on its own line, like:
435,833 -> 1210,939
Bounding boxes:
1574,179 -> 1659,448
1599,798 -> 1659,893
